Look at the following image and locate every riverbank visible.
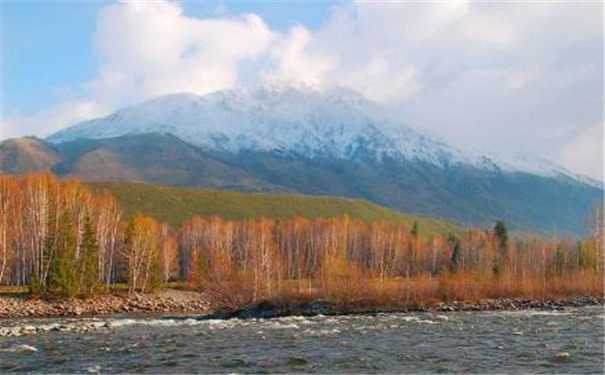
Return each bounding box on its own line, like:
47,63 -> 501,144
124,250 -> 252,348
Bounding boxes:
0,289 -> 210,319
1,291 -> 602,320
203,295 -> 605,320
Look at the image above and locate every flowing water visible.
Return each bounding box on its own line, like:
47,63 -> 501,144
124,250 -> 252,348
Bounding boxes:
0,306 -> 603,374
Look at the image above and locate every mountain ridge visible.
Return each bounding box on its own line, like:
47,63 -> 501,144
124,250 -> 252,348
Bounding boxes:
3,85 -> 602,236
47,85 -> 598,186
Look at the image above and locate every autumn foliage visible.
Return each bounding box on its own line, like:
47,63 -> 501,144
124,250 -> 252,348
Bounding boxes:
0,172 -> 603,306
0,172 -> 122,296
179,213 -> 604,308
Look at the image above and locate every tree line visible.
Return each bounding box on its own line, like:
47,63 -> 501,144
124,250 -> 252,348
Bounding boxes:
1,172 -> 603,305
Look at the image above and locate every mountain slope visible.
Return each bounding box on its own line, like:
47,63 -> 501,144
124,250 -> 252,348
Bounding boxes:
49,85 -> 599,185
91,181 -> 460,236
0,137 -> 63,174
215,150 -> 601,235
9,132 -> 598,234
52,133 -> 280,190
47,87 -> 489,170
14,85 -> 604,236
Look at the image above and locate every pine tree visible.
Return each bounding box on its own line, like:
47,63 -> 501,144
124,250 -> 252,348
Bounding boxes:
494,220 -> 509,249
411,221 -> 419,238
493,219 -> 509,276
80,215 -> 100,296
408,221 -> 419,276
448,233 -> 461,272
48,211 -> 79,297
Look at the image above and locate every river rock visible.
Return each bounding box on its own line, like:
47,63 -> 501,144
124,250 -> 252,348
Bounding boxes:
14,344 -> 38,352
21,325 -> 36,334
89,322 -> 108,330
553,352 -> 572,362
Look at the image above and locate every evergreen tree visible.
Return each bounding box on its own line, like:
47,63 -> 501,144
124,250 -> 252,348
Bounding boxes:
448,233 -> 461,272
494,220 -> 509,249
48,211 -> 79,297
80,215 -> 100,295
493,219 -> 509,276
411,221 -> 419,238
408,221 -> 419,275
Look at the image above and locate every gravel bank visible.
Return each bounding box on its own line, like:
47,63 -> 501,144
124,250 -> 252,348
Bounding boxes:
0,289 -> 210,319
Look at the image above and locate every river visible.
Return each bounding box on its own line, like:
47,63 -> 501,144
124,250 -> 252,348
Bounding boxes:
0,306 -> 603,373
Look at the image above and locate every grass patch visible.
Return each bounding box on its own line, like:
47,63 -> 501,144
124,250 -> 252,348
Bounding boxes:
90,181 -> 462,236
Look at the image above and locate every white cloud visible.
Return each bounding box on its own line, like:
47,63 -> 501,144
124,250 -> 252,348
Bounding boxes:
89,0 -> 275,108
558,121 -> 604,181
307,1 -> 602,180
2,100 -> 106,139
3,0 -> 277,140
262,25 -> 332,86
3,0 -> 603,180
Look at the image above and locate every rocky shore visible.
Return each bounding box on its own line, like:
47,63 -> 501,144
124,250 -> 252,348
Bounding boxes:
203,295 -> 605,320
0,289 -> 210,319
1,292 -> 602,322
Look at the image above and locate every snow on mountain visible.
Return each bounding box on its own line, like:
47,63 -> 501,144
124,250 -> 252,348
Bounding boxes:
47,85 -> 598,186
493,154 -> 603,187
49,85 -> 409,159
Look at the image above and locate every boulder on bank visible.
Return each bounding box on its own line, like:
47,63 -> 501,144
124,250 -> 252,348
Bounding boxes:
204,300 -> 334,320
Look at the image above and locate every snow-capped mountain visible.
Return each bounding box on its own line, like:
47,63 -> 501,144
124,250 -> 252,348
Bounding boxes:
49,85 -> 453,162
48,85 -> 592,184
38,85 -> 602,235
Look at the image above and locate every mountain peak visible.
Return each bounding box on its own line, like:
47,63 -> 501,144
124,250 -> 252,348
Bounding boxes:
47,85 -> 398,159
47,85 -> 596,185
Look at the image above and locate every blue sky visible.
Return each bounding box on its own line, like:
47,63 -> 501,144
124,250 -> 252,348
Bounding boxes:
2,1 -> 342,115
1,1 -> 602,179
3,2 -> 103,114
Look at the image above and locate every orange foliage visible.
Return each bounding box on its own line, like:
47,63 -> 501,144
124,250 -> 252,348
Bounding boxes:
1,172 -> 602,306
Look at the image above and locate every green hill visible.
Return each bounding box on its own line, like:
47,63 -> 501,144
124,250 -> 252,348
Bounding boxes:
90,181 -> 462,236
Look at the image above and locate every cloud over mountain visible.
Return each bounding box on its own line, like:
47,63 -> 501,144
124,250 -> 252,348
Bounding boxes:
3,0 -> 602,179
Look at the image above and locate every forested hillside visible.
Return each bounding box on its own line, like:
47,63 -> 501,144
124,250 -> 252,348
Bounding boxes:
90,181 -> 460,236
